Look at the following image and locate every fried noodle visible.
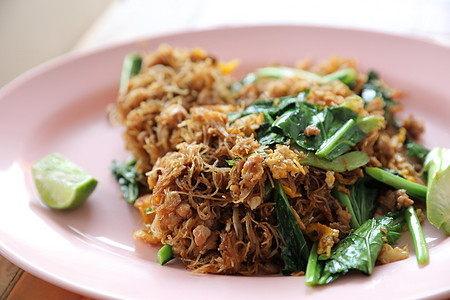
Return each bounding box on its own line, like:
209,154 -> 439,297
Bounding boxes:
114,45 -> 425,275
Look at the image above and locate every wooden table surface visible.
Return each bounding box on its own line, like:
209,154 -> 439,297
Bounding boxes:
0,256 -> 88,299
1,269 -> 88,300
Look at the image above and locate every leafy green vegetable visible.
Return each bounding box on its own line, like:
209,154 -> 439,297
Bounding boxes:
119,53 -> 142,93
264,180 -> 274,196
233,91 -> 375,162
365,167 -> 427,201
332,177 -> 378,230
361,70 -> 396,106
279,105 -> 366,159
361,70 -> 400,127
405,137 -> 430,163
270,102 -> 321,149
240,92 -> 308,120
332,187 -> 361,229
256,98 -> 368,160
111,157 -> 140,203
298,150 -> 369,172
314,119 -> 363,159
424,147 -> 450,234
405,206 -> 429,264
274,180 -> 309,274
317,211 -> 404,284
348,177 -> 379,224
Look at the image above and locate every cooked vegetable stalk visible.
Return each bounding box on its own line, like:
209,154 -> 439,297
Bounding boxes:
157,244 -> 174,265
111,157 -> 140,203
356,115 -> 385,134
250,66 -> 321,81
119,53 -> 142,93
404,206 -> 429,264
298,151 -> 369,172
365,167 -> 427,201
322,68 -> 358,86
305,241 -> 321,286
424,147 -> 450,234
317,211 -> 404,284
274,180 -> 310,274
315,119 -> 356,158
331,187 -> 361,229
236,66 -> 358,88
229,92 -> 307,125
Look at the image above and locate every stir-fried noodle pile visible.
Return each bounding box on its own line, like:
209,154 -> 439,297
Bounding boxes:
114,45 -> 425,275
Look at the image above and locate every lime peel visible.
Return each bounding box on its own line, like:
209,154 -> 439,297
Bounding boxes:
31,153 -> 98,210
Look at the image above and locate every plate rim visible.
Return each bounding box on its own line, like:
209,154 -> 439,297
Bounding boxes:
1,24 -> 449,299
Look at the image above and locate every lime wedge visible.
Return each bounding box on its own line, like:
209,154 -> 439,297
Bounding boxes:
31,153 -> 98,210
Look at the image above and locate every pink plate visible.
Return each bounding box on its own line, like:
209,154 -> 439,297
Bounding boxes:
0,25 -> 449,299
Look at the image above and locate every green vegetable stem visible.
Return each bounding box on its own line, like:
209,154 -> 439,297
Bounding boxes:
305,241 -> 322,286
331,187 -> 361,229
157,244 -> 174,265
298,150 -> 369,172
234,66 -> 358,90
315,119 -> 356,158
405,137 -> 430,163
365,167 -> 427,201
404,206 -> 429,265
119,53 -> 142,94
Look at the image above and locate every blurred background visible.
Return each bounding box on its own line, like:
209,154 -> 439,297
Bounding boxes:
0,0 -> 112,87
1,0 -> 450,88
